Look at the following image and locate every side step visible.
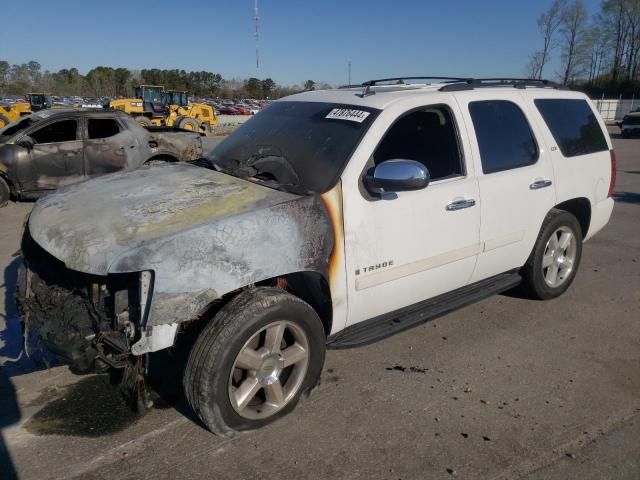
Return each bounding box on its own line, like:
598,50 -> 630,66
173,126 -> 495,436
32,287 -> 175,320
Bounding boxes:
326,272 -> 521,349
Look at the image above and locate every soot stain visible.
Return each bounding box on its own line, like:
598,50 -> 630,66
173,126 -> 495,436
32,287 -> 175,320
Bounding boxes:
385,365 -> 429,373
24,375 -> 142,437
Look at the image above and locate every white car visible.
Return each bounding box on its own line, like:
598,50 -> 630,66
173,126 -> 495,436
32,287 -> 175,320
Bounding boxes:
18,77 -> 615,435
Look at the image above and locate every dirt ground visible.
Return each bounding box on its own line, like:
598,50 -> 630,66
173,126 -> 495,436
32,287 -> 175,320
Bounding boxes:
0,129 -> 638,480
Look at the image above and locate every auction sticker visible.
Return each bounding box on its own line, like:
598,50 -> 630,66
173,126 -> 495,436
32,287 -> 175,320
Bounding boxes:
325,108 -> 370,123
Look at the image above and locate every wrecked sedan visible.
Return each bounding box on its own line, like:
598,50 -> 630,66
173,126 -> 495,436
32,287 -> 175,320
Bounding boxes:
0,108 -> 202,206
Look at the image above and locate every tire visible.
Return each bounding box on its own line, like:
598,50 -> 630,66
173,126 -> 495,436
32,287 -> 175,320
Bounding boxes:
183,287 -> 326,436
519,209 -> 583,300
0,114 -> 11,129
134,116 -> 152,127
199,122 -> 211,136
0,177 -> 9,207
175,116 -> 200,132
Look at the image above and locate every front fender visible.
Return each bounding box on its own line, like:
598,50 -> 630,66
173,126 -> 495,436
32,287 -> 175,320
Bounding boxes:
109,194 -> 333,327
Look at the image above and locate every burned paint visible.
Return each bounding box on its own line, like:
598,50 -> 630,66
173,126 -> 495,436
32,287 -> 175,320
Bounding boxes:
320,181 -> 349,334
23,160 -> 334,362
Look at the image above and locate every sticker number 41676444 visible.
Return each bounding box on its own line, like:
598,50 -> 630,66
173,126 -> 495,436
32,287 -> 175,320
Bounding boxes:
325,108 -> 370,123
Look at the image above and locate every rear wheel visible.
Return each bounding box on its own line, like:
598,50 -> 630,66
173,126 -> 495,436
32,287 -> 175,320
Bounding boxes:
519,209 -> 583,300
183,287 -> 325,436
0,177 -> 10,208
0,114 -> 11,129
134,116 -> 152,127
175,116 -> 201,132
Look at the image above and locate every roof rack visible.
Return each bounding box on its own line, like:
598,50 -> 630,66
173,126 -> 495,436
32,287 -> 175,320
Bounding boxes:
361,76 -> 472,86
352,76 -> 568,96
438,78 -> 568,92
356,76 -> 471,97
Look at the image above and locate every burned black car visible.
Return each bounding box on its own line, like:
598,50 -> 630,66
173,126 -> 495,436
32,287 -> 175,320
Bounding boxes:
0,109 -> 202,206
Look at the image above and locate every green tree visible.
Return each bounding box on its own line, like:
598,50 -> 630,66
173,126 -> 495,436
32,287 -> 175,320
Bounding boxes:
261,78 -> 276,98
0,60 -> 9,88
245,77 -> 262,98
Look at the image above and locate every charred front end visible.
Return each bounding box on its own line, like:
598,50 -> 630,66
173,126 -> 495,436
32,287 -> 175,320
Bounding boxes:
17,230 -> 150,373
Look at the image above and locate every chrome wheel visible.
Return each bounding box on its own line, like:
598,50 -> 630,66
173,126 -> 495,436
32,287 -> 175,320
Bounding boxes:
542,226 -> 577,288
228,320 -> 309,420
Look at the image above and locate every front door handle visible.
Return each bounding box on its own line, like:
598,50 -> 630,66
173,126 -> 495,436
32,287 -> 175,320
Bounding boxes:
530,179 -> 553,190
64,151 -> 80,157
446,199 -> 476,211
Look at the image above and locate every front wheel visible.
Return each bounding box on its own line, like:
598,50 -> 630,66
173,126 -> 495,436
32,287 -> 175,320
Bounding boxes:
183,287 -> 326,436
519,209 -> 583,300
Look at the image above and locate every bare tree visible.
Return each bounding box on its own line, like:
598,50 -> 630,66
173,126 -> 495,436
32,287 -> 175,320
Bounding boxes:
599,0 -> 629,80
536,0 -> 567,79
624,0 -> 640,79
559,0 -> 589,85
526,51 -> 545,79
584,25 -> 608,85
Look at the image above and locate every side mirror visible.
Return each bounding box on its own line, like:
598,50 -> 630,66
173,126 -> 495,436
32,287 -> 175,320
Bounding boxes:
17,136 -> 34,151
364,159 -> 430,195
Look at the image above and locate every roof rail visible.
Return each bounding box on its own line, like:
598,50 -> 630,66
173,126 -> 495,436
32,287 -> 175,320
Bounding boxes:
355,76 -> 472,97
361,76 -> 472,86
439,78 -> 568,92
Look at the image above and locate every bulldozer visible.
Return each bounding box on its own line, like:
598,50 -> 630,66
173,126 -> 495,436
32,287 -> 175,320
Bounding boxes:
0,93 -> 51,128
109,85 -> 217,134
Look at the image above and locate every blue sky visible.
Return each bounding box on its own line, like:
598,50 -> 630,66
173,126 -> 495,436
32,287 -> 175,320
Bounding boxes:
0,0 -> 603,86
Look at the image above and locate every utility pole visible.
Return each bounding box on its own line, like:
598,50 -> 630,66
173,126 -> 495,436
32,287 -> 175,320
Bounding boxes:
348,61 -> 351,85
254,0 -> 260,78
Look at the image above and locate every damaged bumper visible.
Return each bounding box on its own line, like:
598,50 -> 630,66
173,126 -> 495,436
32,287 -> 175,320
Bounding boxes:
16,231 -> 165,372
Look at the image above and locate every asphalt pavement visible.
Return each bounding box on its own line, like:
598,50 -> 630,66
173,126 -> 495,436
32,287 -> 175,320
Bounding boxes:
0,129 -> 638,480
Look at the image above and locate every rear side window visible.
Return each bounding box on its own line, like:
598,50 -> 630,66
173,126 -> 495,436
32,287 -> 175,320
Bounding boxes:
469,100 -> 538,174
534,99 -> 608,157
88,118 -> 120,139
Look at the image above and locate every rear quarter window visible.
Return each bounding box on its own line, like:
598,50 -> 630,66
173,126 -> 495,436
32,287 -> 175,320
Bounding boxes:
534,99 -> 608,157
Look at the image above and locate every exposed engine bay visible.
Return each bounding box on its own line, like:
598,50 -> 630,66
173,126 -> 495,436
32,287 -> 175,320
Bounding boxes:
16,230 -> 153,409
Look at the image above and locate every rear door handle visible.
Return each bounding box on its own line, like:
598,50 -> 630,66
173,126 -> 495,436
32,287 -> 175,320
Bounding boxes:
530,179 -> 553,190
446,199 -> 476,211
64,151 -> 80,157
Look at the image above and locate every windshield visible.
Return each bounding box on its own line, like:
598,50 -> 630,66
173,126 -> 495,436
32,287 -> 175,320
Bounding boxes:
30,95 -> 46,105
0,116 -> 40,143
205,101 -> 380,194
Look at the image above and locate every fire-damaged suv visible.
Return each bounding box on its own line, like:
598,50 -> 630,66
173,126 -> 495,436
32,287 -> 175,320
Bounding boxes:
17,77 -> 615,436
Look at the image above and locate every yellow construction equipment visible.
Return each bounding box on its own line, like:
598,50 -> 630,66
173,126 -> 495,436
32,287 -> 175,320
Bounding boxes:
0,93 -> 51,128
109,85 -> 217,134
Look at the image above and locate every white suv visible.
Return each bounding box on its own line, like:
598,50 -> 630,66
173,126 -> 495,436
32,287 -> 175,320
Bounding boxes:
18,77 -> 615,435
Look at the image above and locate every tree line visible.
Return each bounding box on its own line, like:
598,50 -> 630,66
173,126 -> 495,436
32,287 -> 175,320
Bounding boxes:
527,0 -> 640,97
0,61 -> 325,99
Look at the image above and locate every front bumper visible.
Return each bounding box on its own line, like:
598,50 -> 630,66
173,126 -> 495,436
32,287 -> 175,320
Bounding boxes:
16,231 -> 143,372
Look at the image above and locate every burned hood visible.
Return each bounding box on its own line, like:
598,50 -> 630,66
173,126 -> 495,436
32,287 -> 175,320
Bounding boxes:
28,162 -> 299,275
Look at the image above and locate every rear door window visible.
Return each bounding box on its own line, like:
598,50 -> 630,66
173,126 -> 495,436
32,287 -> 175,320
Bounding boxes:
30,119 -> 78,144
88,118 -> 121,139
534,99 -> 608,157
468,100 -> 538,174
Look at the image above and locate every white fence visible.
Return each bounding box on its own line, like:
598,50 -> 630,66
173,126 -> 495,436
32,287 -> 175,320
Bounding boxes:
592,98 -> 638,123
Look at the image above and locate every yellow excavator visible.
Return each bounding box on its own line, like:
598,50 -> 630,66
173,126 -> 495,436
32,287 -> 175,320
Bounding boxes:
0,93 -> 51,128
109,85 -> 217,134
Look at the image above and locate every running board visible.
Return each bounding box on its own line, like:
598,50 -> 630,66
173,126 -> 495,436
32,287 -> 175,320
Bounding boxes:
326,272 -> 522,349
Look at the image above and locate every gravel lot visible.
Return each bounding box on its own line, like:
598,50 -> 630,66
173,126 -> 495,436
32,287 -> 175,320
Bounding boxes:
0,128 -> 638,480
